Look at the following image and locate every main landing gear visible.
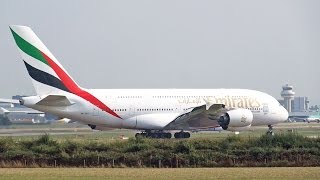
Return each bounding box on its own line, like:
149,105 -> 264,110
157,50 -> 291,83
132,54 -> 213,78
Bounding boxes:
174,131 -> 190,139
135,130 -> 172,139
266,125 -> 274,135
135,130 -> 191,139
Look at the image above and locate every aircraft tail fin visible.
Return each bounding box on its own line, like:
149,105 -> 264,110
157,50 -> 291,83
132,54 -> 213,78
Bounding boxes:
9,25 -> 82,95
10,25 -> 123,119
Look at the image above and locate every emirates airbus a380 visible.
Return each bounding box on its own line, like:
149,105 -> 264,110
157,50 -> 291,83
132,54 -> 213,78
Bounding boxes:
6,25 -> 288,138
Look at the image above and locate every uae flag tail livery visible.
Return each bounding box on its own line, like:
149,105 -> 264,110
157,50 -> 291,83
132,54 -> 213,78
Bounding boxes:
9,25 -> 121,119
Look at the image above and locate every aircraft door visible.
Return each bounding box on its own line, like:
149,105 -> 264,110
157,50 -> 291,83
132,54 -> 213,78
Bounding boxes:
263,103 -> 269,115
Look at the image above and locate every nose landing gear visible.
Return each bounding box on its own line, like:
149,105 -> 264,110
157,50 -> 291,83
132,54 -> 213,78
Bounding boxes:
266,125 -> 274,135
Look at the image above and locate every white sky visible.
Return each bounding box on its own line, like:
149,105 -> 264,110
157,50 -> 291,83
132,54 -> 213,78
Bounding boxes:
1,0 -> 320,104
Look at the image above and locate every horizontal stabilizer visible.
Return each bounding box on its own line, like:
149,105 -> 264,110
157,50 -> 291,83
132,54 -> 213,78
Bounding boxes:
36,95 -> 74,106
0,98 -> 20,104
0,107 -> 44,115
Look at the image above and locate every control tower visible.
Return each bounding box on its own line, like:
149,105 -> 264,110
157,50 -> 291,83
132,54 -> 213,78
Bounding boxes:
281,84 -> 295,112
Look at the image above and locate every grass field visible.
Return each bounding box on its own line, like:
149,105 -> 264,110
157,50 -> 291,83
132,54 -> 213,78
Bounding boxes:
0,124 -> 319,179
0,167 -> 319,180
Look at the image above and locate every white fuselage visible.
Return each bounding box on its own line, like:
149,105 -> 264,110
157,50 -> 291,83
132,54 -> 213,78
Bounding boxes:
8,25 -> 289,133
26,88 -> 288,131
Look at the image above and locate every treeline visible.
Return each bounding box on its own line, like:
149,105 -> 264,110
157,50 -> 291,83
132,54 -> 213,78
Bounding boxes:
0,133 -> 320,167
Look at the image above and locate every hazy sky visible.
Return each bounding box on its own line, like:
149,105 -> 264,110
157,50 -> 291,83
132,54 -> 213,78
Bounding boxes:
1,0 -> 320,104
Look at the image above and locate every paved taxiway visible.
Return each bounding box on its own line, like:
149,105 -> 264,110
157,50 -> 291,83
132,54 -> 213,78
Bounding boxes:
0,122 -> 319,137
0,128 -> 92,136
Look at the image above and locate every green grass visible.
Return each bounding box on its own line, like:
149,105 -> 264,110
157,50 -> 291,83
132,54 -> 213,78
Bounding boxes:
0,167 -> 319,180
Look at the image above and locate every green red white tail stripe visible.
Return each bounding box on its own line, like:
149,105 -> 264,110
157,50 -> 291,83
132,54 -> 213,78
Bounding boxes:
10,25 -> 121,119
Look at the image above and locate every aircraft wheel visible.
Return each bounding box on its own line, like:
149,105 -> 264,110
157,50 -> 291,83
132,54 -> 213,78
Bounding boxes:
159,133 -> 166,139
135,133 -> 141,138
266,125 -> 274,136
135,133 -> 146,138
140,132 -> 172,139
183,132 -> 190,138
174,132 -> 190,139
174,132 -> 182,138
150,133 -> 158,138
166,133 -> 172,139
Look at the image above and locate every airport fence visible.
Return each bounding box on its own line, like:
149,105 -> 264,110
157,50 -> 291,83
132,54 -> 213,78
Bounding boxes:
0,133 -> 319,167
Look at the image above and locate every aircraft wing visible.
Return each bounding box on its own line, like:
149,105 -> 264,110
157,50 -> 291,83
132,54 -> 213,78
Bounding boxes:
164,104 -> 227,130
0,98 -> 44,115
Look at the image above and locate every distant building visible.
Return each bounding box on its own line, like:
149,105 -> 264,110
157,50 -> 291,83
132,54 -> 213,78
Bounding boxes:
292,97 -> 309,112
0,95 -> 46,124
278,84 -> 314,121
309,105 -> 319,111
0,102 -> 13,108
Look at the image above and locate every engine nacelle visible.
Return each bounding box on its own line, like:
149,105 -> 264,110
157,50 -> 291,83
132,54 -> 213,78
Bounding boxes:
218,109 -> 253,130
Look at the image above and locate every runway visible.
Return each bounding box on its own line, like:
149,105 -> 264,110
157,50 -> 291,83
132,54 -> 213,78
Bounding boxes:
0,122 -> 319,137
0,127 -> 93,136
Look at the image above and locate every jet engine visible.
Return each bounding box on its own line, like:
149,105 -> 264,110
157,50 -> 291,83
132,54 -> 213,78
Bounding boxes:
218,109 -> 253,130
